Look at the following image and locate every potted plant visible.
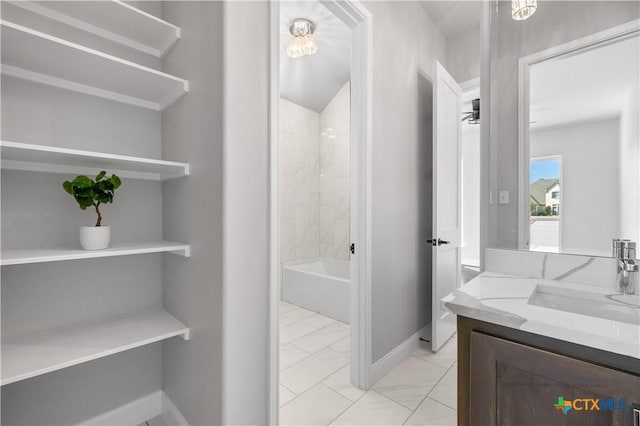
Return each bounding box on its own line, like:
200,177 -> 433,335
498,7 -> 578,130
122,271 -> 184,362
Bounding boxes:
63,171 -> 121,250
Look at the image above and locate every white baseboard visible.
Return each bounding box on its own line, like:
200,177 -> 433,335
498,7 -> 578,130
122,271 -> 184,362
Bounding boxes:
76,390 -> 188,426
369,326 -> 428,386
161,391 -> 190,426
78,390 -> 162,426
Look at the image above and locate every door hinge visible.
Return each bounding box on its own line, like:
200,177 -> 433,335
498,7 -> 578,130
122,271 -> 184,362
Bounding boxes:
350,243 -> 355,254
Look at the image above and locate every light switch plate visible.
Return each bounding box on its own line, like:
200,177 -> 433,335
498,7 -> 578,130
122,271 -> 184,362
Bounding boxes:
499,190 -> 509,204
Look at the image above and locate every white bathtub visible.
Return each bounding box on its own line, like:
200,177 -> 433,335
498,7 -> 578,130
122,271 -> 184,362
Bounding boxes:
282,258 -> 350,323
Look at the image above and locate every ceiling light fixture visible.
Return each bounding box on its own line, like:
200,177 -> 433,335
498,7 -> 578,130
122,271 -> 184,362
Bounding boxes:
287,18 -> 317,58
512,0 -> 537,20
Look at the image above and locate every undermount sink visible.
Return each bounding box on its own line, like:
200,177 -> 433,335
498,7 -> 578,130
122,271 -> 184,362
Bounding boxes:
528,285 -> 640,325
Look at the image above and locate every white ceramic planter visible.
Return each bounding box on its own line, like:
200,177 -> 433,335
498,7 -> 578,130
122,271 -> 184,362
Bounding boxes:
79,226 -> 111,250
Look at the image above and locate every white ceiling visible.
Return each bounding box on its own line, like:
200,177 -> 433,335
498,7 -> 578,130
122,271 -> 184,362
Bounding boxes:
530,35 -> 639,129
279,1 -> 351,112
418,1 -> 481,39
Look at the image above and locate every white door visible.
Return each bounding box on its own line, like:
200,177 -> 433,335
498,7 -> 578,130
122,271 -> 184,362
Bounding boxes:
431,61 -> 462,352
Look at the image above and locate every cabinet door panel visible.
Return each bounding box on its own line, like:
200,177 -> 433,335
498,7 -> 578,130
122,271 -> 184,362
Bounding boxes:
470,331 -> 640,426
496,363 -> 613,426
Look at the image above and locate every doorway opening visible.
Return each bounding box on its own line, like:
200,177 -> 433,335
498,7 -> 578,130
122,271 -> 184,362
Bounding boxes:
277,1 -> 353,416
460,83 -> 480,283
269,1 -> 372,424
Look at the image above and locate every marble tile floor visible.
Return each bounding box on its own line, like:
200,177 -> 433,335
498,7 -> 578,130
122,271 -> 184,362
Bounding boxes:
279,301 -> 458,426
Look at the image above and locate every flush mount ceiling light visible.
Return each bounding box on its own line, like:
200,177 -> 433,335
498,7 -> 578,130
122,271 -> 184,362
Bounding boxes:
287,18 -> 317,58
512,0 -> 537,20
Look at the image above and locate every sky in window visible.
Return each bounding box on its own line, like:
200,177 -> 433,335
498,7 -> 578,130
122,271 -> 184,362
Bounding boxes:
530,159 -> 560,183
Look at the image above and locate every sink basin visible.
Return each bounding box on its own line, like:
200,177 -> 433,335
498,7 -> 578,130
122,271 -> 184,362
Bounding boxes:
528,285 -> 640,325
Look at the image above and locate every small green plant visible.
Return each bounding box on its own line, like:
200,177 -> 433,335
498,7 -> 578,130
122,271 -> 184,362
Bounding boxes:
63,171 -> 121,226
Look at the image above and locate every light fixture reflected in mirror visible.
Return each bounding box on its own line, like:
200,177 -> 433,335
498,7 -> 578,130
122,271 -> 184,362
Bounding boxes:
512,0 -> 537,20
287,18 -> 318,58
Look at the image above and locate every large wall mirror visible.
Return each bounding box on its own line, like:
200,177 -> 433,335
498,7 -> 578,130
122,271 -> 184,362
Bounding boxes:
518,21 -> 640,257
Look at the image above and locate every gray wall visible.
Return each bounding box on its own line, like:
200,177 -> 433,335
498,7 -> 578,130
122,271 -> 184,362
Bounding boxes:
364,1 -> 446,363
160,2 -> 225,426
0,76 -> 161,157
1,345 -> 161,426
0,2 -> 165,422
221,1 -> 271,424
1,1 -> 161,69
488,0 -> 640,248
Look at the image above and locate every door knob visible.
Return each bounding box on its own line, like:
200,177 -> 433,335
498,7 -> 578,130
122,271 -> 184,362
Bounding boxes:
428,238 -> 451,246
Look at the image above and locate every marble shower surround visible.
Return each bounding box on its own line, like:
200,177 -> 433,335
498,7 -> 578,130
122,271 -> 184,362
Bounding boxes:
279,98 -> 321,265
320,83 -> 351,261
279,83 -> 351,269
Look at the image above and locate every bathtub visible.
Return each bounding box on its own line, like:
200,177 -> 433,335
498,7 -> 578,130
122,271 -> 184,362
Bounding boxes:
282,258 -> 350,323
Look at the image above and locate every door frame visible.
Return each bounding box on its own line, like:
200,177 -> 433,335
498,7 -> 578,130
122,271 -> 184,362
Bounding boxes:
517,19 -> 640,249
460,78 -> 480,268
268,1 -> 373,423
431,61 -> 463,352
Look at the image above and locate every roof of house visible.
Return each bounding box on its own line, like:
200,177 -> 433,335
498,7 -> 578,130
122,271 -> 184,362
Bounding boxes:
530,178 -> 559,205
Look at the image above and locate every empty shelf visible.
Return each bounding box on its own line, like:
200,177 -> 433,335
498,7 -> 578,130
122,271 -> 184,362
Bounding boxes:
1,20 -> 188,110
1,309 -> 189,386
7,0 -> 181,57
1,141 -> 190,181
1,241 -> 191,266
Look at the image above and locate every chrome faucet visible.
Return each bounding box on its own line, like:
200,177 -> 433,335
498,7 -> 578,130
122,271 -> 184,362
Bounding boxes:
612,239 -> 638,294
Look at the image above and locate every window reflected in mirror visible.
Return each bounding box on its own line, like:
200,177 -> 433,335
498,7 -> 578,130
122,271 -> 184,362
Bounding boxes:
530,157 -> 561,252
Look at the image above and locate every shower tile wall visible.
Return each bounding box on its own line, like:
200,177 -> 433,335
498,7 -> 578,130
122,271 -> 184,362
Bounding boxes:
279,98 -> 320,264
320,83 -> 351,260
279,82 -> 351,267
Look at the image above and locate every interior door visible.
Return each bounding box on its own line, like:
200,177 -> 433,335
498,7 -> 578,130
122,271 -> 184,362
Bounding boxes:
431,61 -> 462,352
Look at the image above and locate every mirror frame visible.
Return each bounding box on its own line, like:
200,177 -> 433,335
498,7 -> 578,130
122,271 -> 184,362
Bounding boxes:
517,19 -> 640,252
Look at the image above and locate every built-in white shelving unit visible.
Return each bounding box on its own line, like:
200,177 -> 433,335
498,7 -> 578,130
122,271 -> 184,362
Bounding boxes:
1,241 -> 191,266
1,20 -> 188,110
1,141 -> 190,181
1,3 -> 192,422
1,309 -> 190,386
7,0 -> 181,57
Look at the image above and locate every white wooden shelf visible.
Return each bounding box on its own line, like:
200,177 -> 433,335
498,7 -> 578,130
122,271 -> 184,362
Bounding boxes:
1,309 -> 189,386
1,241 -> 191,266
1,20 -> 188,110
1,141 -> 190,181
7,0 -> 181,57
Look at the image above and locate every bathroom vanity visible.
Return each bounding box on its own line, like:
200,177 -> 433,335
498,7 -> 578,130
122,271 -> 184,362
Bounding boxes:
444,251 -> 640,426
452,7 -> 640,425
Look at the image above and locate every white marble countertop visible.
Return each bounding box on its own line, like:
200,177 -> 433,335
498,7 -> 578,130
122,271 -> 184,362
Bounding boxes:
443,272 -> 640,359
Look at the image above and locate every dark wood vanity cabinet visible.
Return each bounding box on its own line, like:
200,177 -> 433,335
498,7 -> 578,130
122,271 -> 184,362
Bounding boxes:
457,316 -> 640,426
